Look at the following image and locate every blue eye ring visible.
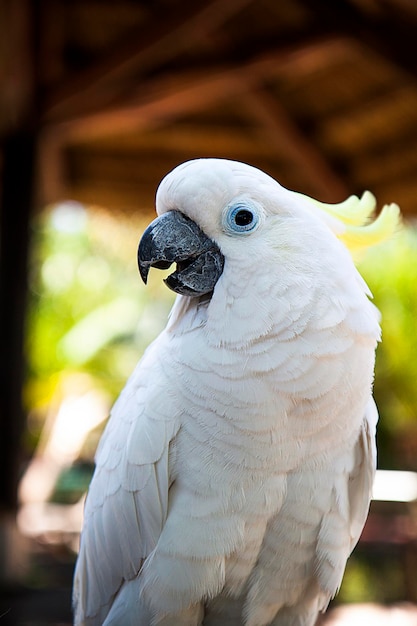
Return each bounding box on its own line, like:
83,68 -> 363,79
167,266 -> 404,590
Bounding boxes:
222,200 -> 262,235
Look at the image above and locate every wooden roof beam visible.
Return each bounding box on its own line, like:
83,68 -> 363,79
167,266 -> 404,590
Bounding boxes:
42,35 -> 353,141
300,0 -> 417,83
243,89 -> 348,201
44,0 -> 256,120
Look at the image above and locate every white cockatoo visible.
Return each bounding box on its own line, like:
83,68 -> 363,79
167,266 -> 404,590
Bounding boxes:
73,159 -> 400,626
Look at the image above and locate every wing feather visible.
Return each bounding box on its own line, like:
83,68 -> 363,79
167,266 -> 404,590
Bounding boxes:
348,398 -> 377,548
73,335 -> 181,626
245,399 -> 377,625
315,398 -> 378,599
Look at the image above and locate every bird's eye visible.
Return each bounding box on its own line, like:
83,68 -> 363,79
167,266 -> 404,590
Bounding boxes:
222,200 -> 262,235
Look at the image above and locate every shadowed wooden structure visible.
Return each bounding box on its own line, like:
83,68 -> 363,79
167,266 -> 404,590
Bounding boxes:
1,0 -> 417,575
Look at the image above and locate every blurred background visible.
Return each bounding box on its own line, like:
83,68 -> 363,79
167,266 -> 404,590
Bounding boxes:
1,0 -> 417,624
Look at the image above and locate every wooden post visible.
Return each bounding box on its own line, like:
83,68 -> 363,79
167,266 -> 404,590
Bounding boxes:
0,0 -> 39,582
0,132 -> 37,510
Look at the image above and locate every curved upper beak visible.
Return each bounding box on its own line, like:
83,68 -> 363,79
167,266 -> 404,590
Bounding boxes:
138,211 -> 224,297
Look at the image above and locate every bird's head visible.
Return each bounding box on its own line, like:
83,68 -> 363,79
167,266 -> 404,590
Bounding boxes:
138,158 -> 400,298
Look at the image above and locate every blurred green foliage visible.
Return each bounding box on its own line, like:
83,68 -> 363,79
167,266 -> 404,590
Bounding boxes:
358,224 -> 417,470
337,549 -> 406,605
25,202 -> 174,448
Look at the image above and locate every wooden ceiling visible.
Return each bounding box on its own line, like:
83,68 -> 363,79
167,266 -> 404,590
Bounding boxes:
2,0 -> 417,216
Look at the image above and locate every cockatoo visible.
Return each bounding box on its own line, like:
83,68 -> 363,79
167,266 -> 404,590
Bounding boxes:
73,159 -> 400,626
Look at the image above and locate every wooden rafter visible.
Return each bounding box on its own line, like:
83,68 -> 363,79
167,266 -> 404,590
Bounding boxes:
301,0 -> 417,82
243,89 -> 348,200
42,36 -> 353,140
39,35 -> 352,204
44,0 -> 256,120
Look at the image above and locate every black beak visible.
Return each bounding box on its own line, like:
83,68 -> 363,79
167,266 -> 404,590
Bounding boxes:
138,211 -> 224,297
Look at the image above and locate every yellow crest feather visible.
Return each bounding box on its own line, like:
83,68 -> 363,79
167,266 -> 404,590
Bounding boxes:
295,190 -> 401,253
338,201 -> 401,252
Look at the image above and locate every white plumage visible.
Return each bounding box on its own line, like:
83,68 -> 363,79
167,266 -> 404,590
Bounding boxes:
73,158 -> 399,625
